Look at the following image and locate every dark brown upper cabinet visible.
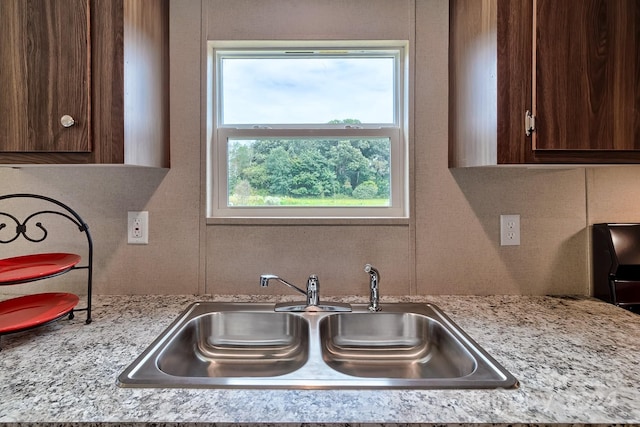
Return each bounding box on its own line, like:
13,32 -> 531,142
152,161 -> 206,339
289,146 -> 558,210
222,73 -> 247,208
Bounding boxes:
0,0 -> 169,167
449,0 -> 640,167
0,0 -> 90,154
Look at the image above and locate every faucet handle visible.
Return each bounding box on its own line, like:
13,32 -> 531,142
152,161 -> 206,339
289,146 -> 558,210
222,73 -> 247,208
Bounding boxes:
307,274 -> 318,288
306,274 -> 319,306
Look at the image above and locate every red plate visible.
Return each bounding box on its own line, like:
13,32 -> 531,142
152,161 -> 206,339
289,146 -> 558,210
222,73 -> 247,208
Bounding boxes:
0,292 -> 79,334
0,253 -> 81,285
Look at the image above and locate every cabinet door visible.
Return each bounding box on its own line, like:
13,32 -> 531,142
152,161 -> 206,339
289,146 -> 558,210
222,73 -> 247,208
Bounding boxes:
534,0 -> 640,151
0,0 -> 90,152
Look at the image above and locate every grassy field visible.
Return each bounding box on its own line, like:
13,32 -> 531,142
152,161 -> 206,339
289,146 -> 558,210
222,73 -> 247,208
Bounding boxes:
229,195 -> 389,207
279,197 -> 389,207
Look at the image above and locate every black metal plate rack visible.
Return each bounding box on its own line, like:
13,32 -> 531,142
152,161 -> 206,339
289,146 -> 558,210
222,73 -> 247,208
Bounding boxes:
0,194 -> 93,348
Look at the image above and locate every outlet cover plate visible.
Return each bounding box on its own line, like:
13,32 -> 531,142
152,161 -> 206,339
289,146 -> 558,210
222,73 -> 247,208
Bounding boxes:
128,211 -> 148,245
500,214 -> 520,246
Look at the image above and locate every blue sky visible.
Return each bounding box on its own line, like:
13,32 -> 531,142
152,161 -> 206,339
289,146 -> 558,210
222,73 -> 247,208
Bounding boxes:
220,55 -> 395,125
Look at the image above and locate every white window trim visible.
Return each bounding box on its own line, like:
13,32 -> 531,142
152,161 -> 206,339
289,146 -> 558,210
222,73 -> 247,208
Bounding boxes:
207,41 -> 409,219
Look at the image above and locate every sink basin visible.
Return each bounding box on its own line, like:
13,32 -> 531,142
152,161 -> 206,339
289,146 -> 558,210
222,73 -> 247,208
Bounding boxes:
319,312 -> 476,379
157,311 -> 309,377
118,302 -> 518,389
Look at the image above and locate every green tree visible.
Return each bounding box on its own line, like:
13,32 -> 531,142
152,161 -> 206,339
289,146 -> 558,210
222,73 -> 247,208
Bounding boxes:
244,164 -> 268,194
232,179 -> 252,205
265,146 -> 292,195
289,146 -> 337,197
228,120 -> 391,202
329,140 -> 370,194
352,180 -> 379,199
228,142 -> 253,191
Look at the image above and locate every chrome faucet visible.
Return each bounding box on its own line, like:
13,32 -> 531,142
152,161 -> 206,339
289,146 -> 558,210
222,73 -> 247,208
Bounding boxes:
364,264 -> 381,311
260,273 -> 350,312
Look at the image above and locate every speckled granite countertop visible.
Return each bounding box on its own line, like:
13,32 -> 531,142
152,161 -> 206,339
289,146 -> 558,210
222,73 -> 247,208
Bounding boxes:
0,294 -> 639,426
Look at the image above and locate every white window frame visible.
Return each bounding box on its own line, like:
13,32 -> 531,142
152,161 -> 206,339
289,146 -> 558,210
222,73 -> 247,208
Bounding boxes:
207,41 -> 409,219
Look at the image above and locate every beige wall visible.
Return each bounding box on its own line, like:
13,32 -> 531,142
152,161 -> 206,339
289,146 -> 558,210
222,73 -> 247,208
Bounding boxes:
1,0 -> 635,297
587,167 -> 640,224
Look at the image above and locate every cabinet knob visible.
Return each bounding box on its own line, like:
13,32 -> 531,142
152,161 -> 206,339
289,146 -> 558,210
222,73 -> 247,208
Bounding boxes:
60,115 -> 75,128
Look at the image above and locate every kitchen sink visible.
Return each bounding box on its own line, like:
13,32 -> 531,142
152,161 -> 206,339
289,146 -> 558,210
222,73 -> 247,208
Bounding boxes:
319,312 -> 477,379
118,302 -> 518,389
157,311 -> 309,377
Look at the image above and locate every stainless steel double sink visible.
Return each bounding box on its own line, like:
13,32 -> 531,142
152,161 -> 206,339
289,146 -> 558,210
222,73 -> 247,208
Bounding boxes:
117,302 -> 518,389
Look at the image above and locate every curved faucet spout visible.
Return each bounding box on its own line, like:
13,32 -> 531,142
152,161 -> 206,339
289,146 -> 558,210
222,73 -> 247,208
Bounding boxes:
259,274 -> 307,296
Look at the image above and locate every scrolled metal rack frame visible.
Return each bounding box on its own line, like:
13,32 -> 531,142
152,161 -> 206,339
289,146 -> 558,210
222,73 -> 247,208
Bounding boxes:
0,193 -> 93,324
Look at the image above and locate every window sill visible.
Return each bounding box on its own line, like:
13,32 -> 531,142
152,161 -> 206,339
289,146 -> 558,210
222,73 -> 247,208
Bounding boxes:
206,217 -> 410,226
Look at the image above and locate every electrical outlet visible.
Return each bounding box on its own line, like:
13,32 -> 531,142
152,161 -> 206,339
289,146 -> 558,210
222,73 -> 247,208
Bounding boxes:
500,214 -> 520,246
128,211 -> 148,245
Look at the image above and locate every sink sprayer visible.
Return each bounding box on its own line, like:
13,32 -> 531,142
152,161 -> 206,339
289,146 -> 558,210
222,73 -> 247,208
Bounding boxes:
364,264 -> 381,312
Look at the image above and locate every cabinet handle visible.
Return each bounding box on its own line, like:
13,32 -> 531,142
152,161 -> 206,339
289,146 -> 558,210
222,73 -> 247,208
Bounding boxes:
60,115 -> 75,128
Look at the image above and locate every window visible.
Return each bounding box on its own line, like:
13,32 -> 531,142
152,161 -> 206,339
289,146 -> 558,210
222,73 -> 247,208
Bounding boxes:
208,43 -> 408,218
